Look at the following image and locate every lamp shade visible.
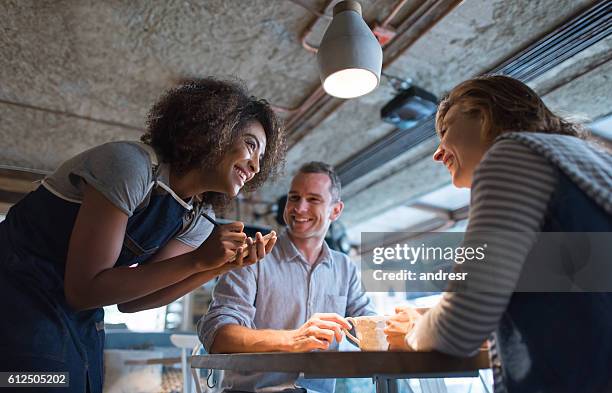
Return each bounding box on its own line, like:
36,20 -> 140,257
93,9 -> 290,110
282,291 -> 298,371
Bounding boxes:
317,1 -> 383,99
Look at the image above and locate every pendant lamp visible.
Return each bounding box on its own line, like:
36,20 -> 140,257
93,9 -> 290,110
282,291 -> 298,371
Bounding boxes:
317,0 -> 383,99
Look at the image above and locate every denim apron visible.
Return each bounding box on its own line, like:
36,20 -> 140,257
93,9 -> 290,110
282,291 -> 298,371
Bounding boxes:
0,149 -> 195,392
492,170 -> 612,392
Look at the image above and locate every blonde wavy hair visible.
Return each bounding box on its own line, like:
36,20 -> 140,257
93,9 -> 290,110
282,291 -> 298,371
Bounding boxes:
436,75 -> 586,142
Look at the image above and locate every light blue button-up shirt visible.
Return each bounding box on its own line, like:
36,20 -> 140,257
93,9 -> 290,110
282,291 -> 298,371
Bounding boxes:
197,230 -> 376,393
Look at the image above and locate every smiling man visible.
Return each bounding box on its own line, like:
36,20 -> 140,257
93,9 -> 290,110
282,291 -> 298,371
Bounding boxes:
197,161 -> 375,393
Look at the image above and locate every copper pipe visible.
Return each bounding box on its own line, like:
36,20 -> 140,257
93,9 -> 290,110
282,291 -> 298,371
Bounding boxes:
270,90 -> 320,116
392,0 -> 438,37
381,0 -> 410,28
301,33 -> 319,53
298,0 -> 334,53
383,0 -> 457,69
284,86 -> 327,131
270,105 -> 298,114
271,85 -> 325,117
270,86 -> 325,116
270,1 -> 332,114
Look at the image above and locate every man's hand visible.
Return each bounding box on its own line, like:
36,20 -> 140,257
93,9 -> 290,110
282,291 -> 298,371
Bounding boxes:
283,313 -> 351,352
384,306 -> 425,351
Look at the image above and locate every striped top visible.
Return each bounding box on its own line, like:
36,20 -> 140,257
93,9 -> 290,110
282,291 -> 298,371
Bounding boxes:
405,132 -> 612,391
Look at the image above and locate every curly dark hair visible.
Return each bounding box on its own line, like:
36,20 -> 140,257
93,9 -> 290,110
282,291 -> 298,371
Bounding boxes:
141,77 -> 286,210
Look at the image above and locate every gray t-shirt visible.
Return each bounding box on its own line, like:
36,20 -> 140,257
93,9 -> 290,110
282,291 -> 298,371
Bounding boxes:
41,141 -> 213,248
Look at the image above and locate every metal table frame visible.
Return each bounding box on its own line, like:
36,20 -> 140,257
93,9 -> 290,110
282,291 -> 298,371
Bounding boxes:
190,350 -> 490,393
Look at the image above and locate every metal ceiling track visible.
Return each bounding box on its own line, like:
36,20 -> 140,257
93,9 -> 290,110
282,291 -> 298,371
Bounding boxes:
337,0 -> 611,187
336,117 -> 435,186
490,0 -> 611,81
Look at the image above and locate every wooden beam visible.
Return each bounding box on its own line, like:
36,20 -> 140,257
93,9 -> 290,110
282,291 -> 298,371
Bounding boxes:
0,176 -> 40,194
0,190 -> 26,204
0,167 -> 47,210
0,167 -> 47,182
0,202 -> 12,215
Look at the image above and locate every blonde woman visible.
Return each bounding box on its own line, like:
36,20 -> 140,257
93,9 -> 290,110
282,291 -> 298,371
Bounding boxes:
385,75 -> 612,393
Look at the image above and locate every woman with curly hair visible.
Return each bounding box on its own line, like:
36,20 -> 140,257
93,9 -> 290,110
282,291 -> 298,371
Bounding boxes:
385,75 -> 612,392
0,78 -> 286,393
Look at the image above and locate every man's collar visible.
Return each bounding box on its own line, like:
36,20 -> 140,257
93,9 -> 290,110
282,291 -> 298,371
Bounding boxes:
277,229 -> 333,266
276,229 -> 301,262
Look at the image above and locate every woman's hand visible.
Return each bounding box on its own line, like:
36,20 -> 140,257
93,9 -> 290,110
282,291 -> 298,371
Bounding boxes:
190,222 -> 247,271
233,231 -> 277,267
384,306 -> 425,351
191,224 -> 278,273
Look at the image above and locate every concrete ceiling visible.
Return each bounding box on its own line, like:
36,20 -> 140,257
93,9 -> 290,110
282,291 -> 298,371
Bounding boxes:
1,0 -> 610,227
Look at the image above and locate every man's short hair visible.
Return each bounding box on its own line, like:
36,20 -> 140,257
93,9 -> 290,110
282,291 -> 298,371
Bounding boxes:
297,161 -> 341,202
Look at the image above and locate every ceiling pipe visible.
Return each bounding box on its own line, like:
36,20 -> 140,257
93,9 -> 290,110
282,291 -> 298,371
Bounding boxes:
298,0 -> 333,54
381,0 -> 410,28
382,0 -> 453,69
301,22 -> 322,53
272,85 -> 327,120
